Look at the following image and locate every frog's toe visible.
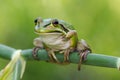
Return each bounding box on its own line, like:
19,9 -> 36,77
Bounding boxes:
78,49 -> 91,71
32,47 -> 42,60
64,54 -> 69,63
48,53 -> 60,63
63,50 -> 70,64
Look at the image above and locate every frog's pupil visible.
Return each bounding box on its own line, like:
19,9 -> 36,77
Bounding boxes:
52,19 -> 59,25
34,19 -> 38,24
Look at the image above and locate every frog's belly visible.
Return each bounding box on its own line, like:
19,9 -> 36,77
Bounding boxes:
39,33 -> 71,50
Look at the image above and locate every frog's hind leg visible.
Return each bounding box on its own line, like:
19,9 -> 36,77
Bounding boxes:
78,50 -> 91,70
77,39 -> 92,70
32,47 -> 42,60
32,38 -> 44,60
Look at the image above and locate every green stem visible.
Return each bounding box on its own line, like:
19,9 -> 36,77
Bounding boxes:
0,44 -> 15,60
0,44 -> 120,70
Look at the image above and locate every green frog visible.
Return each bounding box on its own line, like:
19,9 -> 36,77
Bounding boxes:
33,17 -> 91,70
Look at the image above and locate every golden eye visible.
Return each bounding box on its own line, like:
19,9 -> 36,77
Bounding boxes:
51,19 -> 59,27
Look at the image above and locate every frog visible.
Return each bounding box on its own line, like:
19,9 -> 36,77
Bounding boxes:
33,17 -> 91,70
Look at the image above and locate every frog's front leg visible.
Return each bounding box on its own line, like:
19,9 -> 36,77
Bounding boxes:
66,30 -> 77,39
63,49 -> 71,64
46,49 -> 60,63
48,49 -> 70,64
33,38 -> 43,60
77,39 -> 92,70
63,30 -> 77,63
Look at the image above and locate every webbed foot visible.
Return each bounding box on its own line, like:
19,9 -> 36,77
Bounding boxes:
63,49 -> 71,64
77,39 -> 92,71
32,47 -> 42,60
78,49 -> 91,70
48,50 -> 70,64
47,50 -> 60,63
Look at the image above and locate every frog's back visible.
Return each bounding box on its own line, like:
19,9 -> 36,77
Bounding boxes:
43,18 -> 75,30
58,19 -> 75,30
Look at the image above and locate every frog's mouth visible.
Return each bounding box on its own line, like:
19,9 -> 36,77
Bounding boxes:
35,28 -> 66,34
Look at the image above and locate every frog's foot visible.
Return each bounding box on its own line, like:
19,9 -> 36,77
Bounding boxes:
63,49 -> 70,64
78,49 -> 91,70
32,47 -> 41,60
77,39 -> 92,70
48,51 -> 60,63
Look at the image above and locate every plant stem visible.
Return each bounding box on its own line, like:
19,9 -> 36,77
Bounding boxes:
0,44 -> 15,60
0,44 -> 120,70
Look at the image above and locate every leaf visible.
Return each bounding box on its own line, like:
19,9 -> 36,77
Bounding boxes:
0,50 -> 26,80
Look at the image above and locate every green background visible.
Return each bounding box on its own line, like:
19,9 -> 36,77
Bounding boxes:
0,0 -> 120,80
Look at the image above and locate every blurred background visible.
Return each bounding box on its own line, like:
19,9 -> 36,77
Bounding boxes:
0,0 -> 120,80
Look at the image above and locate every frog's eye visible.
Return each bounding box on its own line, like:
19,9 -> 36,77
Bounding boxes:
34,17 -> 43,25
51,19 -> 59,27
34,19 -> 38,25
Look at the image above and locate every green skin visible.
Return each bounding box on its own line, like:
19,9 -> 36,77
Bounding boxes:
33,17 -> 91,70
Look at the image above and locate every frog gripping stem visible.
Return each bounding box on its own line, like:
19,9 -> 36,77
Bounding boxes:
77,39 -> 92,71
32,47 -> 41,60
33,17 -> 92,71
78,50 -> 91,70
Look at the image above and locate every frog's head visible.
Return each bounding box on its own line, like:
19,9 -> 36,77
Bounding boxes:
34,17 -> 67,35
